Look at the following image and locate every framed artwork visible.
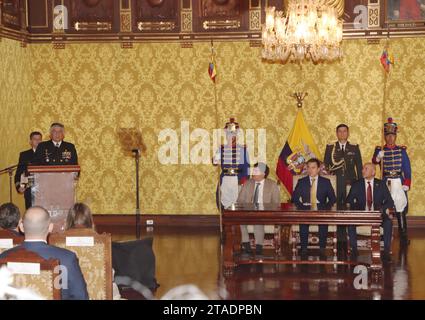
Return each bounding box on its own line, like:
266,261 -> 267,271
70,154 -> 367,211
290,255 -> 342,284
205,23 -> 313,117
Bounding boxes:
386,0 -> 425,23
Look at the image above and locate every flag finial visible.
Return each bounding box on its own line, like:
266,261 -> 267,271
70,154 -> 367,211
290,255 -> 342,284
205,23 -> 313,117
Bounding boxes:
292,92 -> 308,108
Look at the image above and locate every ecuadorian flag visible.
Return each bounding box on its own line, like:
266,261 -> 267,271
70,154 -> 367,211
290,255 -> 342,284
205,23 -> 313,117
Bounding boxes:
276,109 -> 322,195
208,59 -> 217,83
380,49 -> 394,73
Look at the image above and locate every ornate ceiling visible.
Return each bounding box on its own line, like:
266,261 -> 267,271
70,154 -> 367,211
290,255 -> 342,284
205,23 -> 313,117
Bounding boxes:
0,0 -> 425,47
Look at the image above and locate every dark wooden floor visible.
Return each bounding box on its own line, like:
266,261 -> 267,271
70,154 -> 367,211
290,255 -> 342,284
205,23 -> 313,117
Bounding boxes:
97,225 -> 425,300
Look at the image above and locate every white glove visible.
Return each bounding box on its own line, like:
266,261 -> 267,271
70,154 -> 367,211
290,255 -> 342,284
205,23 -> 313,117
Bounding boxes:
402,185 -> 410,192
376,150 -> 385,161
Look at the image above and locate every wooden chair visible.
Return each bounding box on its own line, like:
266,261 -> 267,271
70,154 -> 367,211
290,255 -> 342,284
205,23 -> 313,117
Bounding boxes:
290,174 -> 338,256
48,228 -> 113,300
0,248 -> 61,300
347,209 -> 395,254
0,229 -> 24,255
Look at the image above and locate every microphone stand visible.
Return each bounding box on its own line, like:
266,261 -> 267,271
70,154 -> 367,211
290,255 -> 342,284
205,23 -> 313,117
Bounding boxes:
0,165 -> 18,203
132,149 -> 141,239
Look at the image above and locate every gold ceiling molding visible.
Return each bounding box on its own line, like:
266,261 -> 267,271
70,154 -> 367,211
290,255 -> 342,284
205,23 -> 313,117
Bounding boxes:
138,21 -> 176,31
284,0 -> 345,18
323,0 -> 345,18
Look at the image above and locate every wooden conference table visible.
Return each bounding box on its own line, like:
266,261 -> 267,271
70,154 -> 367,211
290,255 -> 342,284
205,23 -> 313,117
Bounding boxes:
222,203 -> 383,279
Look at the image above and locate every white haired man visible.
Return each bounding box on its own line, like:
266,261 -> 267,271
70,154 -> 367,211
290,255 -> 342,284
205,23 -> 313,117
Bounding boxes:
34,123 -> 78,165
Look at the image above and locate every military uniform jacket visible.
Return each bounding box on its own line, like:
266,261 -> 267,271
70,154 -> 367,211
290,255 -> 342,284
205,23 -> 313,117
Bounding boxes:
324,141 -> 362,182
34,140 -> 78,166
372,144 -> 411,188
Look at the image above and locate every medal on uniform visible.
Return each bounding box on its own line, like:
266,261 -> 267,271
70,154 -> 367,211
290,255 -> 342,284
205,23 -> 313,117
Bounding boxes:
62,149 -> 71,162
45,149 -> 50,163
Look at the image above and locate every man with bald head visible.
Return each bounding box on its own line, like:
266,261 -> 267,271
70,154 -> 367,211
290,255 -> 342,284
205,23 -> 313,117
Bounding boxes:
346,163 -> 395,262
0,206 -> 88,300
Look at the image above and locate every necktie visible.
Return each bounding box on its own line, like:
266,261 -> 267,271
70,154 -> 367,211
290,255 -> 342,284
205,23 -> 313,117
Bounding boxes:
55,143 -> 60,148
253,183 -> 260,204
341,144 -> 345,153
367,181 -> 373,210
310,178 -> 317,210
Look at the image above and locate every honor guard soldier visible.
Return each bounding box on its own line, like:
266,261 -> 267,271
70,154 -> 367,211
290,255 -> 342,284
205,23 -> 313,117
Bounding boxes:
213,118 -> 250,209
373,118 -> 411,245
14,131 -> 43,209
34,123 -> 78,166
324,124 -> 363,252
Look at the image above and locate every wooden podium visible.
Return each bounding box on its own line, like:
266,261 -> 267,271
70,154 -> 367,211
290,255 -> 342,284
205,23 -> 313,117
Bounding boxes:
27,165 -> 80,233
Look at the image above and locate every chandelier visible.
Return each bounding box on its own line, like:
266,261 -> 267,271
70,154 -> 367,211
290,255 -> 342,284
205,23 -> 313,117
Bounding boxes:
262,0 -> 343,64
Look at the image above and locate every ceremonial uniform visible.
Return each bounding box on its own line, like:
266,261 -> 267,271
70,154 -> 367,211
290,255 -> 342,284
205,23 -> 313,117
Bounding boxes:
213,118 -> 250,209
324,141 -> 363,248
372,118 -> 411,243
14,148 -> 36,209
34,140 -> 78,166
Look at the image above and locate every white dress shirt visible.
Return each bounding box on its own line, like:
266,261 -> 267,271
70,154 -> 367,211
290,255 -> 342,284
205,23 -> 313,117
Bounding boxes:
339,141 -> 347,152
53,140 -> 62,148
24,239 -> 47,244
365,178 -> 374,210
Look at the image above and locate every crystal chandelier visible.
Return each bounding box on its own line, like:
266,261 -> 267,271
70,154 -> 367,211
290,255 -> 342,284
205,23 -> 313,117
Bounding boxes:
262,0 -> 343,64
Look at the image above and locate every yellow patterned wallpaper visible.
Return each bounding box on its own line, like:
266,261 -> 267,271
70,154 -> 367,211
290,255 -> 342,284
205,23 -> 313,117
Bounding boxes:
0,38 -> 32,213
1,37 -> 424,216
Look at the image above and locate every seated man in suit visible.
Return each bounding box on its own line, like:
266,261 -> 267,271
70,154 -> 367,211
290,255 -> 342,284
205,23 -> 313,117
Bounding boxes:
34,123 -> 78,165
237,162 -> 281,256
292,158 -> 336,258
0,203 -> 23,236
346,163 -> 395,262
0,206 -> 89,300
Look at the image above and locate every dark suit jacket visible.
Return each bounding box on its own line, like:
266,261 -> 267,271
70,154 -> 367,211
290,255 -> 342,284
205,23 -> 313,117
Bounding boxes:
292,176 -> 336,210
0,241 -> 89,300
34,140 -> 78,165
14,149 -> 36,190
14,149 -> 37,209
346,178 -> 394,213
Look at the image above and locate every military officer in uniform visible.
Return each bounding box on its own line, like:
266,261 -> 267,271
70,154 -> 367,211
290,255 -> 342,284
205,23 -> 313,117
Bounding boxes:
324,124 -> 363,252
372,118 -> 411,245
14,131 -> 43,209
213,118 -> 250,209
34,123 -> 78,166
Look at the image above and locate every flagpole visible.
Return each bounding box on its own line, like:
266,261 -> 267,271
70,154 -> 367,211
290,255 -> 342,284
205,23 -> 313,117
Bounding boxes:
380,33 -> 391,179
210,40 -> 226,286
211,39 -> 224,242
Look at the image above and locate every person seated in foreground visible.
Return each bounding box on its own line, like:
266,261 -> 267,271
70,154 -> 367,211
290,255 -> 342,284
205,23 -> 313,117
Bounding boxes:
65,202 -> 123,299
0,206 -> 89,300
0,203 -> 24,237
66,203 -> 159,294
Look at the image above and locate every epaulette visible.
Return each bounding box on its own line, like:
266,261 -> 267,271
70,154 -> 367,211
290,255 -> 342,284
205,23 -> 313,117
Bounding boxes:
376,146 -> 382,150
400,145 -> 407,149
